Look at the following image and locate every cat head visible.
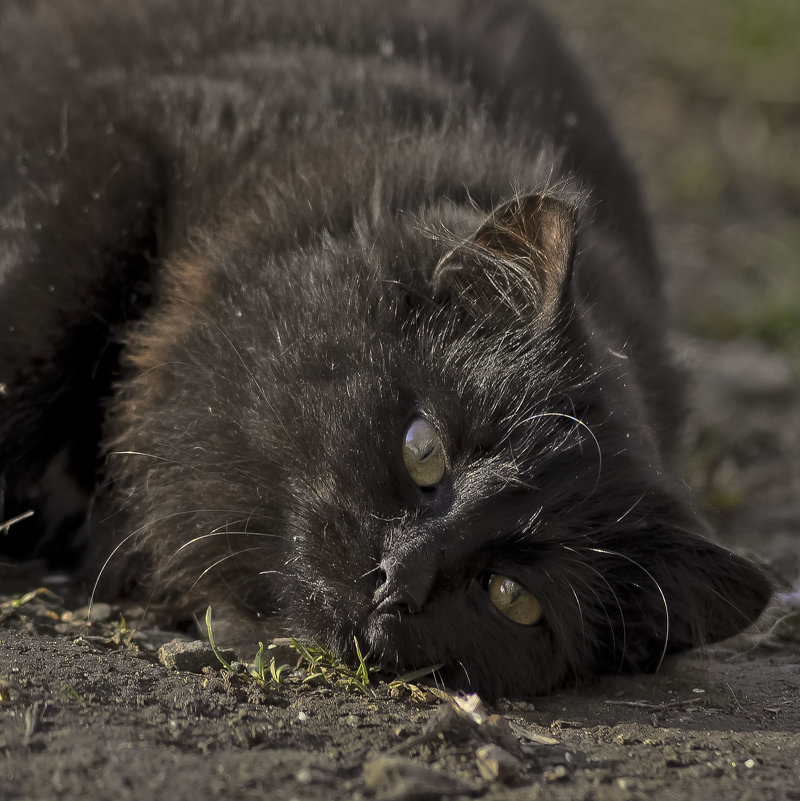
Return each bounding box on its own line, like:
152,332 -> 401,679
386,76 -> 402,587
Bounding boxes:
268,192 -> 772,697
115,189 -> 770,698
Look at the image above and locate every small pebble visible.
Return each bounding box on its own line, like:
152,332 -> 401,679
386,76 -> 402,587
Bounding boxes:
157,639 -> 237,673
64,603 -> 113,623
475,743 -> 520,783
543,764 -> 570,782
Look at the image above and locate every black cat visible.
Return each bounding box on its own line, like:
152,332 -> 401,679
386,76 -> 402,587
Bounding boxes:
0,0 -> 770,697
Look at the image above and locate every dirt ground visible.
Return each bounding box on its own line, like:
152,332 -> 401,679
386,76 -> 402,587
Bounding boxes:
1,1 -> 798,799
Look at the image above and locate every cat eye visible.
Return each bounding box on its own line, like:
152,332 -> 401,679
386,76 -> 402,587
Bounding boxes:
487,574 -> 543,626
402,417 -> 446,488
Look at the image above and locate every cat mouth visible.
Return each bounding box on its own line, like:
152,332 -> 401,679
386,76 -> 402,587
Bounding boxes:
360,608 -> 437,670
356,611 -> 504,696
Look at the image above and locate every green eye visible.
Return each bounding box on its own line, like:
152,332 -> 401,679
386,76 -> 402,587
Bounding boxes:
487,574 -> 543,626
402,417 -> 446,488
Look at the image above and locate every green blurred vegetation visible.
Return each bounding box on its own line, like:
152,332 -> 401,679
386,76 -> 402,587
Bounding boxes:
696,223 -> 800,356
545,0 -> 800,356
633,0 -> 800,103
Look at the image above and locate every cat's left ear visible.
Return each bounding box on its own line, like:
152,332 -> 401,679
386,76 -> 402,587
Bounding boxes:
434,194 -> 577,318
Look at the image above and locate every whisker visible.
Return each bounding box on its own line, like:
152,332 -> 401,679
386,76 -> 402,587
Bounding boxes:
526,411 -> 603,496
560,547 -> 625,670
92,508 -> 273,605
431,666 -> 444,692
615,492 -> 647,524
361,563 -> 382,580
88,528 -> 143,616
585,546 -> 670,671
137,360 -> 228,381
169,528 -> 280,562
189,546 -> 274,592
456,659 -> 471,688
107,448 -> 267,489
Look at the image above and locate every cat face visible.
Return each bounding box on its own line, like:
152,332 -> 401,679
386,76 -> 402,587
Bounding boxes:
239,195 -> 771,698
110,195 -> 770,698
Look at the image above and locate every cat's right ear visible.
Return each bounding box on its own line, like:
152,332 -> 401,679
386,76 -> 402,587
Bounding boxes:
433,194 -> 578,320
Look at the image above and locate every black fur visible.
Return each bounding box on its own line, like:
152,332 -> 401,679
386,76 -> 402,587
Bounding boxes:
0,0 -> 771,697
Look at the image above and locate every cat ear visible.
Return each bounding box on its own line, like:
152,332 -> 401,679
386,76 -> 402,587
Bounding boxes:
592,495 -> 772,674
434,194 -> 577,318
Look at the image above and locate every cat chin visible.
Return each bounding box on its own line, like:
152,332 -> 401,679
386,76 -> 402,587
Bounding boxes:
362,627 -> 569,701
322,597 -> 569,699
361,611 -> 436,669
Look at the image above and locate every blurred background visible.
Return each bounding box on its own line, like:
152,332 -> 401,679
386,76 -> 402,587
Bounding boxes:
543,0 -> 800,582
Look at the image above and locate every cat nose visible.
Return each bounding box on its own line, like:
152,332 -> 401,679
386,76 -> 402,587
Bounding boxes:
373,555 -> 437,614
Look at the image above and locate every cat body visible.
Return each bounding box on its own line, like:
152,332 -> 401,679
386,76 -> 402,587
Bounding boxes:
0,0 -> 770,697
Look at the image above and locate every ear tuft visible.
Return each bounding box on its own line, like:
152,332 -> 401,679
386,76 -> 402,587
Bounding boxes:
435,194 -> 578,318
475,195 -> 577,286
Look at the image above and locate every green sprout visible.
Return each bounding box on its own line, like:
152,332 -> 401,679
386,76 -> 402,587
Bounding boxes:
250,641 -> 291,683
290,637 -> 378,693
269,657 -> 291,683
205,606 -> 415,694
205,606 -> 234,673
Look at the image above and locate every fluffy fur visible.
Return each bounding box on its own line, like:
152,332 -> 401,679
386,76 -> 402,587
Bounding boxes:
0,0 -> 771,697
